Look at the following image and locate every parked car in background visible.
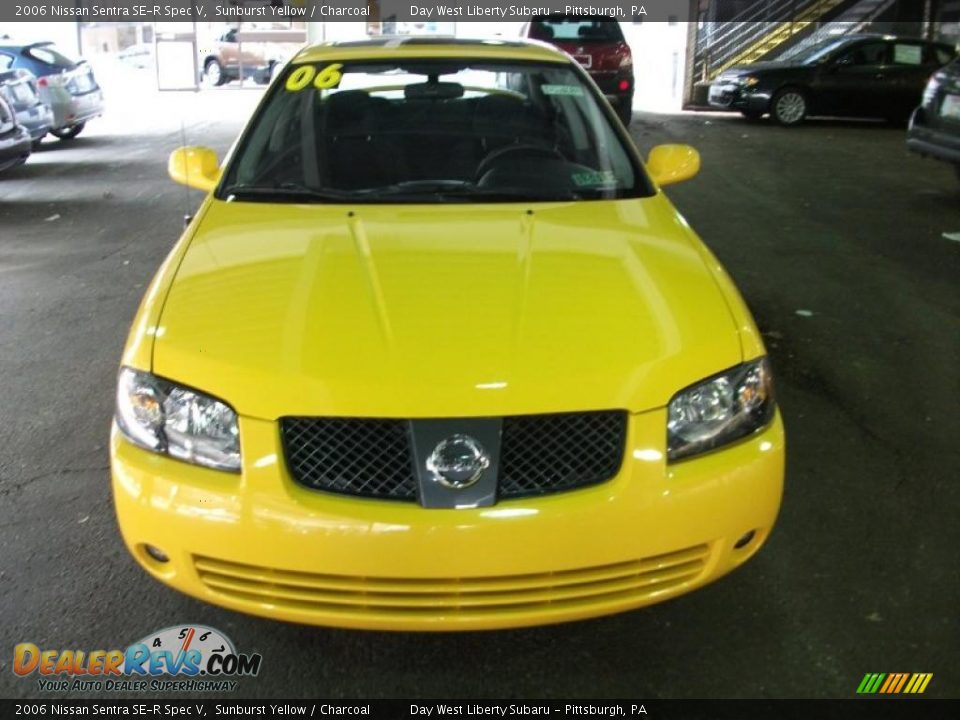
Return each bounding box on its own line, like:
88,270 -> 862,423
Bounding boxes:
0,41 -> 105,140
0,68 -> 54,147
907,58 -> 960,181
522,15 -> 634,125
709,34 -> 956,126
199,27 -> 302,87
0,94 -> 31,172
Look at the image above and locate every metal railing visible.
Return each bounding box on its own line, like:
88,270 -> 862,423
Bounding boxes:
694,0 -> 853,80
777,0 -> 898,60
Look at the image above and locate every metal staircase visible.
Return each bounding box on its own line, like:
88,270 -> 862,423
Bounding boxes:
693,0 -> 895,82
777,0 -> 899,60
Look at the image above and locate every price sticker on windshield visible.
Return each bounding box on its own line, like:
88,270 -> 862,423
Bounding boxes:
542,84 -> 584,97
572,170 -> 618,188
285,63 -> 344,92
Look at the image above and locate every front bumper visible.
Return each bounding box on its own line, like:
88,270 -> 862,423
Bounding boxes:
708,81 -> 769,114
111,409 -> 784,631
47,88 -> 104,130
907,107 -> 960,165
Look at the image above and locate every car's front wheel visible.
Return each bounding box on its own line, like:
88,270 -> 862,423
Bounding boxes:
203,58 -> 226,87
50,123 -> 84,140
255,62 -> 275,85
771,88 -> 807,126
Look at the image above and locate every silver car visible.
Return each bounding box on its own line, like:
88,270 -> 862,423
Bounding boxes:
0,93 -> 31,172
0,42 -> 104,140
0,69 -> 54,146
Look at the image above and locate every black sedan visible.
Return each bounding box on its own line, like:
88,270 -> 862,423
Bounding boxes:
907,58 -> 960,181
709,34 -> 956,126
0,93 -> 31,173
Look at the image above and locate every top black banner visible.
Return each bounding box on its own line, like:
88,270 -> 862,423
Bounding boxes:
1,0 -> 934,24
5,0 -> 689,23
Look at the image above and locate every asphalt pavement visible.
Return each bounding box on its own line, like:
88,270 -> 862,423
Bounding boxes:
0,93 -> 958,700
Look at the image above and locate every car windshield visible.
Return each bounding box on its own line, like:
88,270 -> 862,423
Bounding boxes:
221,58 -> 646,204
779,38 -> 852,65
530,18 -> 625,43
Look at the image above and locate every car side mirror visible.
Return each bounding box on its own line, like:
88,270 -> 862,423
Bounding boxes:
646,144 -> 700,187
168,146 -> 220,192
831,56 -> 854,71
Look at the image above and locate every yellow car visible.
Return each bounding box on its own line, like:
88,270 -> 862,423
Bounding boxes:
111,38 -> 784,631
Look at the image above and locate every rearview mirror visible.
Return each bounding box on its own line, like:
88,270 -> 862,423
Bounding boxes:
168,146 -> 220,192
646,144 -> 700,187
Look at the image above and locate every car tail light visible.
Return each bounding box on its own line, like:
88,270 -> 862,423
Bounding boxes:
922,72 -> 945,106
37,74 -> 65,88
619,43 -> 633,69
618,79 -> 631,91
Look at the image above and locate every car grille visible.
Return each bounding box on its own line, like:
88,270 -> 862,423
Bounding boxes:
280,411 -> 626,501
498,411 -> 626,497
281,418 -> 417,500
193,544 -> 709,621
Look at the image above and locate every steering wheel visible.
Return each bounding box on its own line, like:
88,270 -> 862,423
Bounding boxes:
476,144 -> 565,182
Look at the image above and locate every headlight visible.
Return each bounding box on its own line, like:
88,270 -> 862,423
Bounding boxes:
667,358 -> 775,461
741,76 -> 760,88
116,368 -> 241,472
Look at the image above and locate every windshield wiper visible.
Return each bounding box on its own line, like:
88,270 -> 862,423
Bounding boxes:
434,186 -> 586,202
221,183 -> 360,203
221,182 -> 594,204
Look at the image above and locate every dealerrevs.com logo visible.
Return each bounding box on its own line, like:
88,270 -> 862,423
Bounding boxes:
13,625 -> 262,693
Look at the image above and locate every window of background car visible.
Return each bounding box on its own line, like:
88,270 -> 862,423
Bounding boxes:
933,46 -> 957,65
835,42 -> 890,67
529,18 -> 626,43
221,59 -> 646,203
783,38 -> 849,65
892,43 -> 924,66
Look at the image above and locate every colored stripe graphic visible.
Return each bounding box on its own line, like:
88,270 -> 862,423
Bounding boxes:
891,673 -> 910,693
904,673 -> 933,694
857,673 -> 886,694
858,673 -> 933,694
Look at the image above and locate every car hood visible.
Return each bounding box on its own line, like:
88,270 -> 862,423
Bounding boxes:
152,198 -> 742,419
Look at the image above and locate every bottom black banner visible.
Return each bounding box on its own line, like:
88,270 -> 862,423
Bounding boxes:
1,700 -> 958,720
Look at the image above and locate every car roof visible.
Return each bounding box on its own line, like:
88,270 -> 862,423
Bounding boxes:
292,37 -> 569,65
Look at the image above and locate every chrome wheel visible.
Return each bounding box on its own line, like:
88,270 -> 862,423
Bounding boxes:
773,90 -> 806,126
203,59 -> 224,87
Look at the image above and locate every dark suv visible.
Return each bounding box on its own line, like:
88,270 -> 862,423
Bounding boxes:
907,58 -> 960,181
522,16 -> 634,125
